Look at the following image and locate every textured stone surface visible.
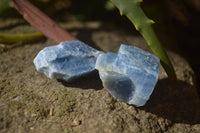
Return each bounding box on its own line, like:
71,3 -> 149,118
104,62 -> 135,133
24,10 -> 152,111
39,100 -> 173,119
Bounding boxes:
1,18 -> 200,133
33,40 -> 102,81
95,45 -> 160,106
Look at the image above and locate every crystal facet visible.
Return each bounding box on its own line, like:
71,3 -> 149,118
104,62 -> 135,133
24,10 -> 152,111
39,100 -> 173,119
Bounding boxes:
33,41 -> 102,81
95,45 -> 160,106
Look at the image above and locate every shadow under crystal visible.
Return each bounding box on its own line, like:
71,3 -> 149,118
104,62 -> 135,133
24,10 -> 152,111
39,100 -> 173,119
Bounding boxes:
57,70 -> 103,90
141,78 -> 200,124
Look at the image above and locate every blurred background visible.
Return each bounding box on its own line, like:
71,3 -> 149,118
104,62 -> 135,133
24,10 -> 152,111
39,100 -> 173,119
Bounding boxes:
1,0 -> 200,89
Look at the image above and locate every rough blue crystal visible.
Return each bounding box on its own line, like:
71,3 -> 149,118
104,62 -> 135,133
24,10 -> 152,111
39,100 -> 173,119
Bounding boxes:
95,45 -> 160,106
33,40 -> 102,81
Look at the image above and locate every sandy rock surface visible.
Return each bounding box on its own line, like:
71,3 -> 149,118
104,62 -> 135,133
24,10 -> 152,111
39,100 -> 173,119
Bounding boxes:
0,19 -> 200,133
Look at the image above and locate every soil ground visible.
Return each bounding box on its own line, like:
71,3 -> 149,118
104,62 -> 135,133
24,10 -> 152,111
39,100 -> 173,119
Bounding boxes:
0,18 -> 200,133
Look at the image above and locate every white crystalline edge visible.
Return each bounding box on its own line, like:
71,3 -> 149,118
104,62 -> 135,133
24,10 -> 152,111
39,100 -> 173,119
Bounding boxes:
128,93 -> 147,106
95,53 -> 112,72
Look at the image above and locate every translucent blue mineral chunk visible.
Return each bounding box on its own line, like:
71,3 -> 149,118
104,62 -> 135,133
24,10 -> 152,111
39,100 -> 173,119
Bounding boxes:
33,41 -> 102,81
95,45 -> 160,106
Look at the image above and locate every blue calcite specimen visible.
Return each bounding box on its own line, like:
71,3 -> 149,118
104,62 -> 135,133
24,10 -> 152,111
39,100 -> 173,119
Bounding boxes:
95,45 -> 160,106
33,41 -> 102,81
34,40 -> 160,106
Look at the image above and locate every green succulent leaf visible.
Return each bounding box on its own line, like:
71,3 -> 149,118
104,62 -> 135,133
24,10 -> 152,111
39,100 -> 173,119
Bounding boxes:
110,0 -> 177,80
0,0 -> 13,15
0,32 -> 43,44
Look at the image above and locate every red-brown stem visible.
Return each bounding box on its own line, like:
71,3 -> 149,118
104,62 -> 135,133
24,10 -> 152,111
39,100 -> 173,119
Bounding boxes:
9,0 -> 77,44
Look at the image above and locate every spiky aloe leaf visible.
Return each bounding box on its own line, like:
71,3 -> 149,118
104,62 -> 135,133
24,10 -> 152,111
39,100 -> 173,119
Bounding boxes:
110,0 -> 177,80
